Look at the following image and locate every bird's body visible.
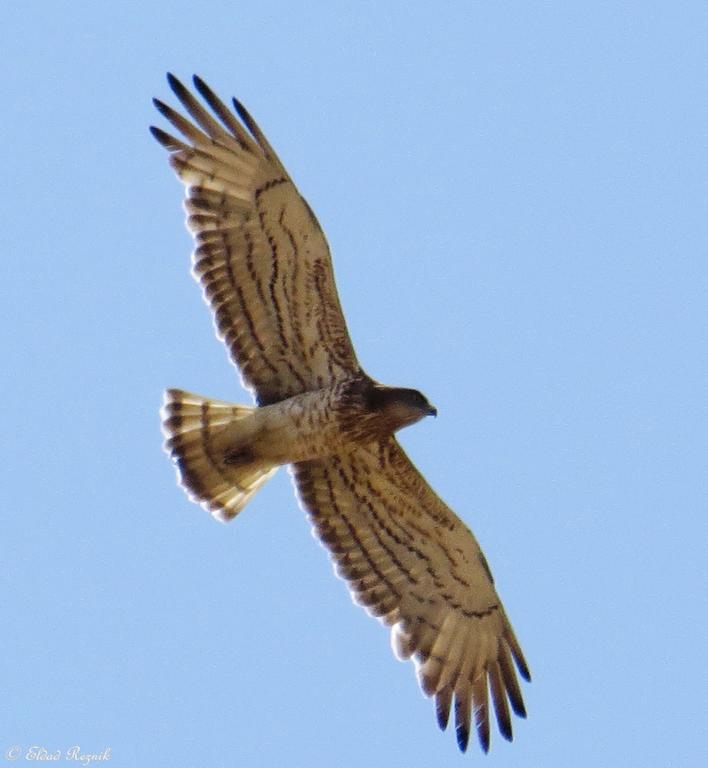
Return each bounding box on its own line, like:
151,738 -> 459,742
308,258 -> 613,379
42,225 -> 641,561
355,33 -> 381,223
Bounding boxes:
164,374 -> 435,484
153,73 -> 530,754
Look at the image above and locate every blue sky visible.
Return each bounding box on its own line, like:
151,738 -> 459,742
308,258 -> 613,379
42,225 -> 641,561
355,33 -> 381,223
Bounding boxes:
3,1 -> 707,766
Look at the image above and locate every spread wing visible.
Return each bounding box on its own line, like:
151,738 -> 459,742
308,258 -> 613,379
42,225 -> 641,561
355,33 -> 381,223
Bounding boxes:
292,439 -> 530,753
152,74 -> 360,405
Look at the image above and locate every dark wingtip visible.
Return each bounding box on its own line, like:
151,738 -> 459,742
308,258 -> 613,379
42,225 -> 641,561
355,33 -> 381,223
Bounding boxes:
232,96 -> 259,137
232,96 -> 248,123
149,124 -> 184,151
476,707 -> 491,753
149,125 -> 169,145
152,97 -> 170,116
192,75 -> 224,112
511,698 -> 527,719
435,690 -> 451,731
507,633 -> 531,682
499,718 -> 513,742
518,659 -> 532,683
167,71 -> 189,101
455,723 -> 470,753
192,74 -> 209,94
477,720 -> 490,755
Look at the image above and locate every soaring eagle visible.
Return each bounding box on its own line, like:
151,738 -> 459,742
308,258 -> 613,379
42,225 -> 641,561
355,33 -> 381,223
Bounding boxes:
152,73 -> 530,754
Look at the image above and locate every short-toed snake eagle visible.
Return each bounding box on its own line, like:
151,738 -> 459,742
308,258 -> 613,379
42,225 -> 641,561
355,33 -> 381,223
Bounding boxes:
152,74 -> 530,754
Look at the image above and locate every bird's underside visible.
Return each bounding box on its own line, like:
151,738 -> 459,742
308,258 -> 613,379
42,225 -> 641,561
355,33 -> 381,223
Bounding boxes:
153,73 -> 530,754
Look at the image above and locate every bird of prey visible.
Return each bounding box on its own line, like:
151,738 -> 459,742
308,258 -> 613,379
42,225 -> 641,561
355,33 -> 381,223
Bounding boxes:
152,73 -> 530,754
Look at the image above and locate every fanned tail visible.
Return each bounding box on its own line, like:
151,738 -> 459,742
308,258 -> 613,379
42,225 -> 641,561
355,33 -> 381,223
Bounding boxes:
160,389 -> 277,521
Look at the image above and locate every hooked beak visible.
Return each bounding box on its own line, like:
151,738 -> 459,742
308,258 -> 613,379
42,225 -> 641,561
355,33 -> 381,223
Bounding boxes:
427,404 -> 438,418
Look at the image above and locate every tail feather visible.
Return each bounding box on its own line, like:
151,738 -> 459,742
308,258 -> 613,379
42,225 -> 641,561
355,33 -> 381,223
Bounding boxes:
161,388 -> 277,521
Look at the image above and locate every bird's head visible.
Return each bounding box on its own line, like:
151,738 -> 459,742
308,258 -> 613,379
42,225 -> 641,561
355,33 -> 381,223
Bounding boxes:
367,385 -> 437,432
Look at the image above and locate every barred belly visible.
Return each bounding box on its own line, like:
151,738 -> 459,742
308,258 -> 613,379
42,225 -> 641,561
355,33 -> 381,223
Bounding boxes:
252,379 -> 370,464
